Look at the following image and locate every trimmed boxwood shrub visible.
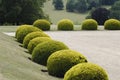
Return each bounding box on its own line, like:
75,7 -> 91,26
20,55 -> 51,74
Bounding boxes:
104,19 -> 120,30
15,25 -> 30,38
16,26 -> 42,43
33,19 -> 51,31
28,37 -> 52,54
58,19 -> 74,30
32,40 -> 69,65
23,31 -> 50,48
81,19 -> 98,30
47,50 -> 88,77
64,63 -> 109,80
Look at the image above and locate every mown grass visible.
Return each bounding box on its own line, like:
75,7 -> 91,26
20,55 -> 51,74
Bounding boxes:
43,1 -> 111,25
43,0 -> 88,24
0,33 -> 62,80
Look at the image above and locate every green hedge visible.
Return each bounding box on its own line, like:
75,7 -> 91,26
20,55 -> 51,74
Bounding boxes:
16,26 -> 41,43
15,25 -> 30,38
58,19 -> 74,30
23,31 -> 50,48
64,63 -> 109,80
33,19 -> 51,31
32,40 -> 69,65
104,19 -> 120,30
81,19 -> 98,30
28,37 -> 51,54
47,50 -> 87,77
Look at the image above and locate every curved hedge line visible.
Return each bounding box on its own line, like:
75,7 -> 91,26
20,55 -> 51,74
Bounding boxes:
14,19 -> 110,80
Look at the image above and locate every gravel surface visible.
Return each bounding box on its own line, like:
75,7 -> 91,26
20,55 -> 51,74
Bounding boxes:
45,31 -> 120,80
3,31 -> 120,80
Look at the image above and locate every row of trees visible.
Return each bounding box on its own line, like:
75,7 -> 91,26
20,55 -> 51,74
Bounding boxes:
110,0 -> 120,20
0,0 -> 48,25
52,0 -> 64,10
53,0 -> 119,13
87,0 -> 120,25
52,0 -> 120,25
100,0 -> 119,5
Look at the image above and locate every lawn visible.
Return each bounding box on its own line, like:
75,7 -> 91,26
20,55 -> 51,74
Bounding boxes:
43,0 -> 88,24
42,0 -> 111,25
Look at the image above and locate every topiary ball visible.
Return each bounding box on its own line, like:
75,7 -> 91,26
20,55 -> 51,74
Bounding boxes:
58,19 -> 74,30
23,31 -> 50,48
33,19 -> 51,31
32,40 -> 69,65
28,37 -> 52,54
81,19 -> 98,30
16,25 -> 42,43
64,63 -> 109,80
15,25 -> 30,38
104,19 -> 120,30
47,50 -> 88,77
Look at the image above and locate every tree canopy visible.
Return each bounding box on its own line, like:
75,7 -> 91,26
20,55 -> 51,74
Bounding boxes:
0,0 -> 47,25
110,0 -> 120,20
53,0 -> 64,10
66,0 -> 88,13
66,0 -> 101,13
91,8 -> 110,25
100,0 -> 119,5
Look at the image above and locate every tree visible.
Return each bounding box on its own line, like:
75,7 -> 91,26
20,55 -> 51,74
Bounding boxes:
66,0 -> 87,13
110,0 -> 120,20
18,0 -> 45,24
66,0 -> 75,12
100,0 -> 119,5
87,1 -> 100,10
0,5 -> 5,25
5,5 -> 22,25
91,7 -> 110,25
37,0 -> 46,7
74,0 -> 87,13
0,0 -> 47,25
53,0 -> 64,10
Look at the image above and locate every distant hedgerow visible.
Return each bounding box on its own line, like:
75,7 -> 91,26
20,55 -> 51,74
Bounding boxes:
33,19 -> 51,31
104,19 -> 120,30
58,19 -> 74,30
81,19 -> 98,30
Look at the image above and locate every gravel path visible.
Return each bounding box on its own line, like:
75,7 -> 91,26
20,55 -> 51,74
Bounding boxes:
3,31 -> 120,80
45,31 -> 120,80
